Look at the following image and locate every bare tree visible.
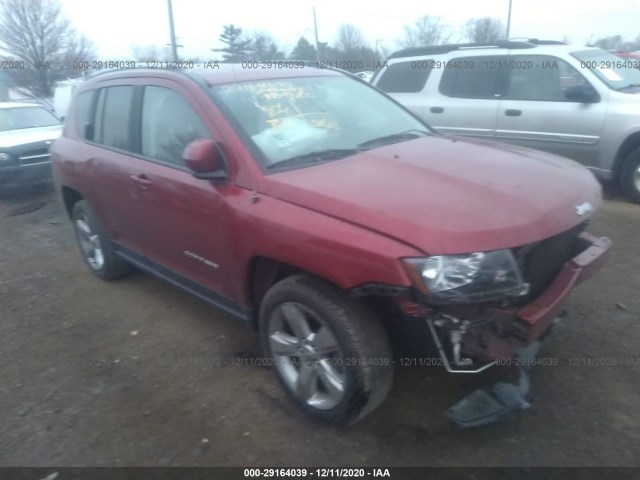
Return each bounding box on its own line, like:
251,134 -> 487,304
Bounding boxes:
462,17 -> 505,43
0,0 -> 96,97
331,24 -> 377,69
589,34 -> 640,51
399,16 -> 452,48
589,35 -> 633,51
131,45 -> 171,62
335,24 -> 365,52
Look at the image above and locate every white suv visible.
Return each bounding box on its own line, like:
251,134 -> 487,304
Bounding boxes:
372,40 -> 640,203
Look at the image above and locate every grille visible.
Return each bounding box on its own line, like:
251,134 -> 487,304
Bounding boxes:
513,222 -> 586,304
19,148 -> 50,166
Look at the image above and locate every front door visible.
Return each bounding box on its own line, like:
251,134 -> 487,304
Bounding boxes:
130,82 -> 234,298
496,54 -> 607,169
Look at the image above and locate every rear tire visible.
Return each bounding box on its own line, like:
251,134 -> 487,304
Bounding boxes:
620,147 -> 640,204
71,200 -> 130,280
259,274 -> 393,425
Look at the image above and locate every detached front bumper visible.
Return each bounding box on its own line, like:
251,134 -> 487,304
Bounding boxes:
427,232 -> 610,427
429,232 -> 611,370
513,232 -> 611,342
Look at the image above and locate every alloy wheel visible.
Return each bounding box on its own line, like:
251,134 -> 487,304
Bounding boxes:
267,302 -> 346,410
75,214 -> 105,270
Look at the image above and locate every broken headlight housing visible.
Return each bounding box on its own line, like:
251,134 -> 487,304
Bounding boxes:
402,249 -> 525,304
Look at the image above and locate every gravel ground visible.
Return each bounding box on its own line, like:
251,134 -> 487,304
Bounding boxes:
1,182 -> 639,467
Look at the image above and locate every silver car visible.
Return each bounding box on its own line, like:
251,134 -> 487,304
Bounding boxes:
0,102 -> 62,188
372,40 -> 640,203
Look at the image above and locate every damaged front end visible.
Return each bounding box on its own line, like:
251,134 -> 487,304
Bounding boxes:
381,226 -> 610,427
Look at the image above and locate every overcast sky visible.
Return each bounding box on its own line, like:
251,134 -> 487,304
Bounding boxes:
60,0 -> 640,59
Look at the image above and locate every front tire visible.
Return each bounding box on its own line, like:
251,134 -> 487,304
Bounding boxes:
620,147 -> 640,204
72,200 -> 129,280
259,274 -> 393,424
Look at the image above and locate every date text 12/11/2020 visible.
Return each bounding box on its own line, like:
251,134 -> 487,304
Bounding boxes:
7,59 -> 391,71
157,355 -> 640,369
65,59 -> 390,71
244,468 -> 391,477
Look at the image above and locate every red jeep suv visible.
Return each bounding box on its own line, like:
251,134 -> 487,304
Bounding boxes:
51,65 -> 610,425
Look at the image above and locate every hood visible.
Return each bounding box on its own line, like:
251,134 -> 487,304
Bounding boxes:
263,135 -> 602,255
0,125 -> 62,149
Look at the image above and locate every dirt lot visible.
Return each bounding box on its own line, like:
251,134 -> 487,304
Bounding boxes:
1,182 -> 639,467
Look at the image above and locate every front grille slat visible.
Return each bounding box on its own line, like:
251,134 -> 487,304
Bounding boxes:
19,148 -> 50,165
513,222 -> 586,304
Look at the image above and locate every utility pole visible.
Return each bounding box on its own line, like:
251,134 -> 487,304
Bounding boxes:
506,0 -> 513,38
167,0 -> 179,61
375,39 -> 383,62
313,6 -> 320,64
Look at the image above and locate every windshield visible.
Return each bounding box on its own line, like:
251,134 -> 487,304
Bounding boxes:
212,76 -> 430,169
571,49 -> 640,91
0,106 -> 60,132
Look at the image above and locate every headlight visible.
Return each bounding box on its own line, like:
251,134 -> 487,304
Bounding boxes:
402,249 -> 525,303
0,152 -> 13,163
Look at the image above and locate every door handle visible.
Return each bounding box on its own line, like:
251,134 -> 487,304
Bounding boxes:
430,106 -> 444,113
130,174 -> 152,188
505,109 -> 522,117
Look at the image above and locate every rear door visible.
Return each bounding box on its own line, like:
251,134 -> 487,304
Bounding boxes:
424,54 -> 506,138
374,60 -> 434,118
496,54 -> 607,168
81,83 -> 147,253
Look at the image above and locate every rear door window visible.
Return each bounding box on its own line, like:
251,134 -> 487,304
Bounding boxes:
439,56 -> 505,99
74,91 -> 93,139
94,86 -> 135,151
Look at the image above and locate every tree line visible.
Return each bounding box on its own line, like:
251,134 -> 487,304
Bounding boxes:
1,0 -> 639,99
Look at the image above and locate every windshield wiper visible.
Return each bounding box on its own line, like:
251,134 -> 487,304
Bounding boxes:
615,83 -> 640,91
267,148 -> 364,169
357,129 -> 429,149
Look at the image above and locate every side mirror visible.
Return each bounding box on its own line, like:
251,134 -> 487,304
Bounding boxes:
182,138 -> 227,181
565,85 -> 598,103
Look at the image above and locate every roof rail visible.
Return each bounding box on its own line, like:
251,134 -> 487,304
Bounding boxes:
507,38 -> 567,45
387,39 -> 568,60
388,41 -> 538,59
